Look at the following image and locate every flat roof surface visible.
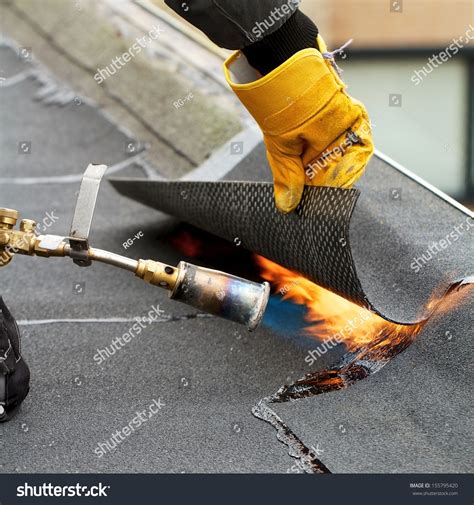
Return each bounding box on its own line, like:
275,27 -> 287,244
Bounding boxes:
1,43 -> 472,474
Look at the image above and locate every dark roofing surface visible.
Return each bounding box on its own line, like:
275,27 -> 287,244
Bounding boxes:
1,43 -> 472,474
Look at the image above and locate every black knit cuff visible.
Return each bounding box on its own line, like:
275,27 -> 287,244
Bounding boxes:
242,10 -> 319,76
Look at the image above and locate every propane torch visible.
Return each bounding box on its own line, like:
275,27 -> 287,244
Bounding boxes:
0,164 -> 269,330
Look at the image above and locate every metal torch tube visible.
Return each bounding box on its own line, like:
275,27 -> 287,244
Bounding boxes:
63,244 -> 139,273
62,246 -> 269,330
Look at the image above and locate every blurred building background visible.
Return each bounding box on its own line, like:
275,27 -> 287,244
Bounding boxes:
2,0 -> 472,204
302,0 -> 474,203
156,0 -> 474,203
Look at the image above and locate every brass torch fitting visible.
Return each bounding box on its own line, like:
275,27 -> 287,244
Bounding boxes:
0,208 -> 19,229
0,208 -> 37,266
135,259 -> 179,290
0,208 -> 68,266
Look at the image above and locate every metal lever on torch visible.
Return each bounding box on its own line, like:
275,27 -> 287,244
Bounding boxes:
0,165 -> 270,331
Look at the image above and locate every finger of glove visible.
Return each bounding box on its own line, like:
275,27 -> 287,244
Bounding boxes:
266,148 -> 306,213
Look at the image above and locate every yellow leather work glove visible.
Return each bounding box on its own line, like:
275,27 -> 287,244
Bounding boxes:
224,35 -> 374,213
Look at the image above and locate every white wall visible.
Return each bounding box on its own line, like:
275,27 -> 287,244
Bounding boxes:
341,57 -> 469,197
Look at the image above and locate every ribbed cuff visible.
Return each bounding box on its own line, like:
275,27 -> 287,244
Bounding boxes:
242,10 -> 319,76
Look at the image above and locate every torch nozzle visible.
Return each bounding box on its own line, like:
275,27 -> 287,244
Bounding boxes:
135,258 -> 269,331
171,262 -> 269,331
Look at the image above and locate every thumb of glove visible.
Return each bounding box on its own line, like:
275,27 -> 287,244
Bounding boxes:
266,148 -> 306,213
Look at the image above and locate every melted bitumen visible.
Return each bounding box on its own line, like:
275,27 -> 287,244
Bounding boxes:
253,279 -> 473,474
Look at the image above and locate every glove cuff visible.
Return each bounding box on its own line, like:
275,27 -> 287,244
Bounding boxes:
241,10 -> 319,76
224,43 -> 344,136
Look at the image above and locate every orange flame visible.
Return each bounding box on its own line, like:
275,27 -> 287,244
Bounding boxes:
169,231 -> 203,258
256,255 -> 470,357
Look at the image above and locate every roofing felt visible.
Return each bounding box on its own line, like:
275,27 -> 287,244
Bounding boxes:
110,136 -> 474,473
110,149 -> 473,324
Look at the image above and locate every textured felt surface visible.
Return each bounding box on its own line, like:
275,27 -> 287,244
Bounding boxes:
109,141 -> 473,473
218,143 -> 474,473
226,144 -> 473,322
110,180 -> 369,311
111,149 -> 473,324
0,77 -> 135,179
272,295 -> 474,473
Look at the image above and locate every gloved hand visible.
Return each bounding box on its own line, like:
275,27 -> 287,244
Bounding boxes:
224,35 -> 374,213
0,297 -> 30,422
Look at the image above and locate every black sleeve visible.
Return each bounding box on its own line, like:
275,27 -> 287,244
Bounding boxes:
0,297 -> 30,422
164,0 -> 301,49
